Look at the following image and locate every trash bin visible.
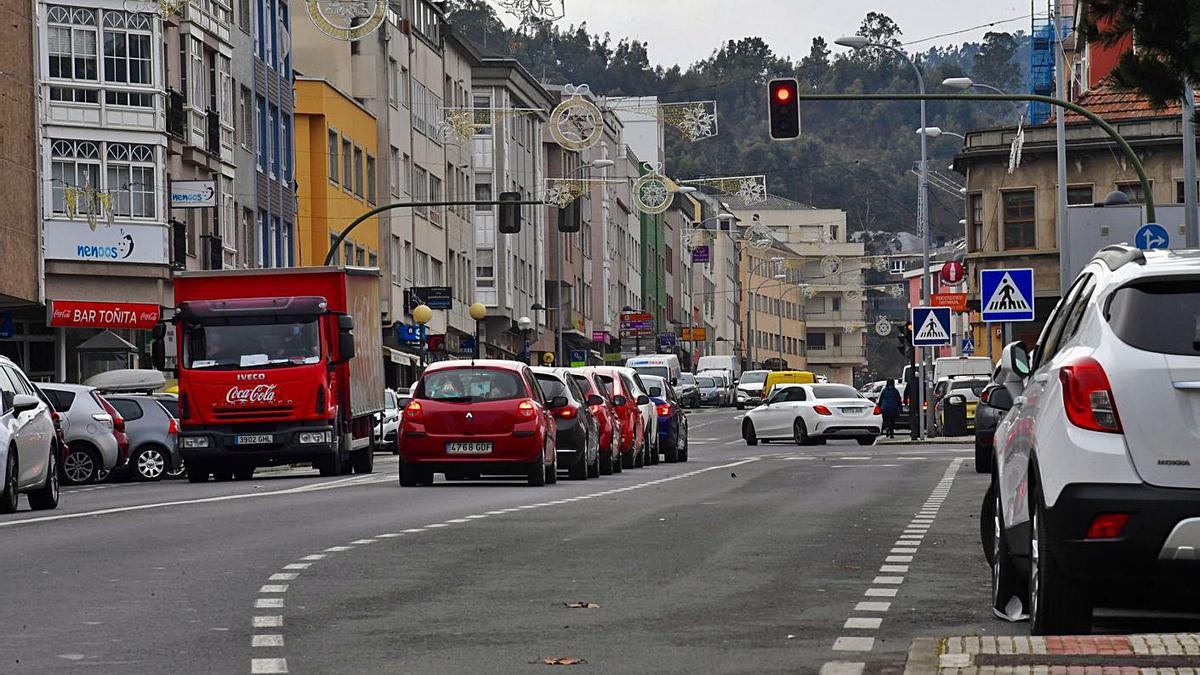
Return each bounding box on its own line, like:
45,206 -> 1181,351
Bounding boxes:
942,393 -> 969,438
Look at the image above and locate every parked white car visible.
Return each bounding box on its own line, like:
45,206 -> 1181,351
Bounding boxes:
613,367 -> 659,464
376,388 -> 402,453
989,246 -> 1200,635
0,356 -> 60,513
741,383 -> 881,446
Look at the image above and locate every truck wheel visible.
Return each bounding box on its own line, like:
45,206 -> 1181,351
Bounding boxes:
317,450 -> 343,477
351,447 -> 374,474
212,467 -> 234,482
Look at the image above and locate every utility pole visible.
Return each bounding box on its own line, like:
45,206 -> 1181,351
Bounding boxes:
1054,0 -> 1071,294
1184,81 -> 1198,247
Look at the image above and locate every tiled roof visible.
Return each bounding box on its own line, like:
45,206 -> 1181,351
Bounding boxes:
1059,85 -> 1185,123
721,193 -> 817,210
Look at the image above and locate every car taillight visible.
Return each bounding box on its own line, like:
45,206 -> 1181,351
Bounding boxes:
873,404 -> 881,415
168,417 -> 179,435
1086,513 -> 1130,539
517,399 -> 537,420
656,403 -> 671,416
404,400 -> 423,421
1060,357 -> 1122,434
557,406 -> 578,419
813,405 -> 833,416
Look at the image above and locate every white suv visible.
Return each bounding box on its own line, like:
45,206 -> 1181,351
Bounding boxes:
988,245 -> 1200,635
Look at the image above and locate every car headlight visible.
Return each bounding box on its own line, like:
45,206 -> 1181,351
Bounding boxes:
299,431 -> 333,445
182,436 -> 210,448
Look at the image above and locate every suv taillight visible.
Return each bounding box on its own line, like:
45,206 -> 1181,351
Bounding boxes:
1060,357 -> 1122,434
517,399 -> 537,420
168,417 -> 179,435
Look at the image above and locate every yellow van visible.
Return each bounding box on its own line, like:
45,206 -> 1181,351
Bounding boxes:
762,371 -> 817,397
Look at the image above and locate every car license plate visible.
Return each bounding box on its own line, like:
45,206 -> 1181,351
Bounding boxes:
235,434 -> 273,445
841,407 -> 865,414
446,441 -> 493,455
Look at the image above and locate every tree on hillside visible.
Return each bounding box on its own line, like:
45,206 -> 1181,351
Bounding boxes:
1080,0 -> 1200,108
973,32 -> 1022,92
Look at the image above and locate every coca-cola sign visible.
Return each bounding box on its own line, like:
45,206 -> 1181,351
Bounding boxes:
49,300 -> 160,329
225,384 -> 278,405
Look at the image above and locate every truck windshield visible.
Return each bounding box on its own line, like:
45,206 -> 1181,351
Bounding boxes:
184,320 -> 321,369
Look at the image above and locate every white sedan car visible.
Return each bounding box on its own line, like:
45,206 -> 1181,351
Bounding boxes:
741,383 -> 881,447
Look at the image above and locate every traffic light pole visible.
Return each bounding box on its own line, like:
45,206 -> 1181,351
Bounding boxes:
324,197 -> 543,266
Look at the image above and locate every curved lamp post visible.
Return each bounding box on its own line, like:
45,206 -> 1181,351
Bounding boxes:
412,303 -> 433,369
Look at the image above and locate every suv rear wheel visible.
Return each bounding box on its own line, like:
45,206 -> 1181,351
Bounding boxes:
133,446 -> 168,481
1029,487 -> 1092,635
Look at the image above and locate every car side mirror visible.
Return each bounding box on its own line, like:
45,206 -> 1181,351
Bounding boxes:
985,384 -> 1014,411
12,393 -> 39,415
947,394 -> 967,405
549,396 -> 569,409
636,394 -> 650,405
612,395 -> 627,407
1000,341 -> 1031,379
586,394 -> 604,407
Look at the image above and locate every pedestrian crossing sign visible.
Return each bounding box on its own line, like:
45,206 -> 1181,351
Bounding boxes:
980,268 -> 1035,322
911,306 -> 952,347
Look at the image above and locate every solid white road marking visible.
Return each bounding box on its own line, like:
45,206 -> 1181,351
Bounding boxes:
350,539 -> 377,545
832,637 -> 875,652
844,617 -> 883,629
324,546 -> 353,552
250,657 -> 288,673
251,634 -> 284,648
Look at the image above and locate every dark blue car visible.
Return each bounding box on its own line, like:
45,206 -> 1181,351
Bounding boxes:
640,375 -> 689,463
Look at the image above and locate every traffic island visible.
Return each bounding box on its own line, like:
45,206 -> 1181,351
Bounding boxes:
904,633 -> 1200,673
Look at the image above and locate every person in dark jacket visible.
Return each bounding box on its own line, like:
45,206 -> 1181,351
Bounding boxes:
904,376 -> 920,440
878,379 -> 901,439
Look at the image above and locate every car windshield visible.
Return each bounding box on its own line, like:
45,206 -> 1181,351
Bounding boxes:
810,384 -> 861,399
419,368 -> 526,402
678,373 -> 696,385
740,371 -> 768,384
183,319 -> 321,369
697,377 -> 716,387
633,365 -> 670,381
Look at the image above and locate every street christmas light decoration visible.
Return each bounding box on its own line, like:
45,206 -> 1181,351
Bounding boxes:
820,255 -> 842,277
303,0 -> 387,41
677,175 -> 767,205
496,0 -> 565,31
607,99 -> 719,142
550,84 -> 604,151
845,289 -> 863,303
543,179 -> 589,208
63,179 -> 115,231
633,162 -> 674,215
875,316 -> 894,337
121,0 -> 184,17
439,106 -> 544,143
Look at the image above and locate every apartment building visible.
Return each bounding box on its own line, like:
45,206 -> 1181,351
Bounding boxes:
471,57 -> 554,358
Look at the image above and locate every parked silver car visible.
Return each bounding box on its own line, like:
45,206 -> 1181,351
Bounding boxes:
0,356 -> 60,513
105,395 -> 180,481
38,383 -> 123,485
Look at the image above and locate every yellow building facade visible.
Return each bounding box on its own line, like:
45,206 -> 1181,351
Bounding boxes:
294,77 -> 380,268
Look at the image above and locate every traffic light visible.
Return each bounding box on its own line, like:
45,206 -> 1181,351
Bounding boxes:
498,191 -> 521,234
557,199 -> 581,233
768,78 -> 801,141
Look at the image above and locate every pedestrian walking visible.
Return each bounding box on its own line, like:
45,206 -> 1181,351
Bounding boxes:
878,379 -> 901,439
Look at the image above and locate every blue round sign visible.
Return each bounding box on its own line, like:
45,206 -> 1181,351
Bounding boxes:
1136,223 -> 1169,251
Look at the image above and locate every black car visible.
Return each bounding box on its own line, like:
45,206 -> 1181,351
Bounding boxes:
675,372 -> 700,408
532,367 -> 601,480
974,368 -> 1024,474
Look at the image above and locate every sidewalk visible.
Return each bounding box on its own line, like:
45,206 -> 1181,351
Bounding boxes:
904,633 -> 1200,674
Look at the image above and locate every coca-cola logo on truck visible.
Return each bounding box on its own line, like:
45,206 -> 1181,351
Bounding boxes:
225,384 -> 278,405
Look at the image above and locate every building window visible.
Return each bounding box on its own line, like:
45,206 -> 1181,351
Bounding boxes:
390,235 -> 402,284
237,0 -> 250,32
413,165 -> 428,218
365,154 -> 376,205
281,113 -> 292,183
389,146 -> 400,196
327,129 -> 338,183
355,245 -> 365,267
1176,181 -> 1200,204
388,58 -> 398,108
1116,181 -> 1149,205
268,104 -> 279,177
428,174 -> 442,226
256,96 -> 266,171
238,86 -> 253,148
1066,184 -> 1093,206
259,210 -> 271,267
353,146 -> 364,198
344,241 -> 354,266
1002,189 -> 1036,249
101,12 -> 152,85
968,192 -> 983,252
46,7 -> 98,82
807,332 -> 827,350
105,142 -> 155,218
476,248 -> 495,284
368,250 -> 377,268
329,233 -> 340,264
49,139 -> 100,215
401,154 -> 411,195
341,137 -> 352,191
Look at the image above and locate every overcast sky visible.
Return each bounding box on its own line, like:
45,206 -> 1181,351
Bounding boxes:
496,1 -> 1035,68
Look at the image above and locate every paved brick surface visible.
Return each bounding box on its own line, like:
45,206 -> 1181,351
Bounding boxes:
904,633 -> 1200,674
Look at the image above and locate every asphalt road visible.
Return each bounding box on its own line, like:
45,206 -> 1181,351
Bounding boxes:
0,407 -> 1059,674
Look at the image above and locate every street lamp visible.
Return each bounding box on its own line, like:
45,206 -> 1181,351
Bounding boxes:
941,77 -> 1007,95
518,315 -> 533,365
412,303 -> 433,370
469,302 -> 487,359
837,34 -> 930,440
916,126 -> 965,141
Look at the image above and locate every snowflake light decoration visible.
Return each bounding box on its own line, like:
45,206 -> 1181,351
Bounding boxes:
870,256 -> 890,272
875,317 -> 893,337
843,322 -> 859,334
543,179 -> 588,208
440,109 -> 478,143
496,0 -> 565,30
633,162 -> 674,215
800,286 -> 817,299
677,175 -> 768,205
845,289 -> 863,303
661,101 -> 718,142
737,176 -> 767,204
122,0 -> 185,16
64,182 -> 115,231
1008,124 -> 1026,175
550,84 -> 603,151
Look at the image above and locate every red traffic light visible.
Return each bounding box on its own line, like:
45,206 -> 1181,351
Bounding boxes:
767,78 -> 800,141
774,85 -> 792,102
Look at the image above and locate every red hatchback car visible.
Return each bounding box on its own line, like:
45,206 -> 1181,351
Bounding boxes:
586,367 -> 646,469
568,370 -> 623,476
399,360 -> 558,487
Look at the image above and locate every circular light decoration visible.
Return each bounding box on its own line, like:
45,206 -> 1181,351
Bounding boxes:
845,289 -> 863,303
550,84 -> 603,151
304,0 -> 387,41
800,285 -> 817,300
843,322 -> 858,334
820,255 -> 842,277
875,317 -> 893,337
633,162 -> 673,215
888,285 -> 907,299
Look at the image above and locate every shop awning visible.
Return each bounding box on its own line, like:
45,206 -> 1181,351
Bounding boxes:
385,347 -> 419,366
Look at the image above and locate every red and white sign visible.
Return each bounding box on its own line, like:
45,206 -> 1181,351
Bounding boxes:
932,293 -> 968,312
225,384 -> 278,405
49,300 -> 160,329
940,261 -> 966,285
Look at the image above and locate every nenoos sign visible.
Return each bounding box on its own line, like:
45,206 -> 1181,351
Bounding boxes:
49,300 -> 160,329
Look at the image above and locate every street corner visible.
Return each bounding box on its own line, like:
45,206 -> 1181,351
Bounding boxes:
904,632 -> 1200,674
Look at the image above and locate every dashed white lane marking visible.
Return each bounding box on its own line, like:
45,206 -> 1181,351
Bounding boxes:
249,455 -> 765,674
820,458 -> 965,673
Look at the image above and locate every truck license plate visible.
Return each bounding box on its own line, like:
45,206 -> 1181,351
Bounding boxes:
234,434 -> 273,445
446,442 -> 493,455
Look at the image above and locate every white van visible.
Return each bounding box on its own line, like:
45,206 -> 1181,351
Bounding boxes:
695,355 -> 742,381
627,354 -> 682,385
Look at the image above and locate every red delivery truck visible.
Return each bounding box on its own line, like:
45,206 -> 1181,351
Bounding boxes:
152,267 -> 385,481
